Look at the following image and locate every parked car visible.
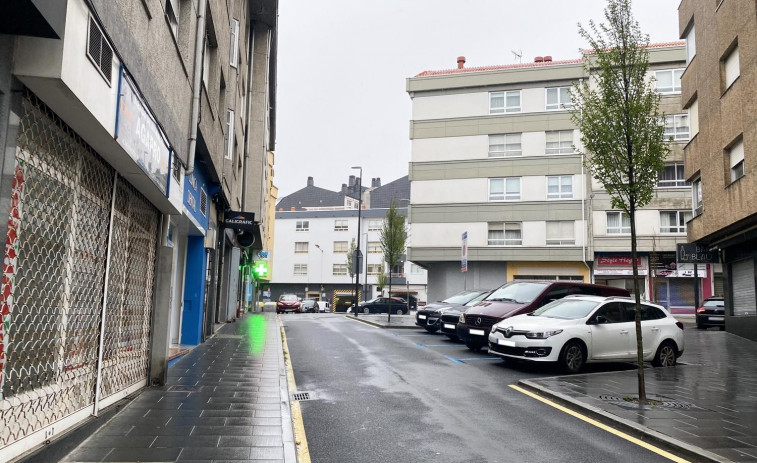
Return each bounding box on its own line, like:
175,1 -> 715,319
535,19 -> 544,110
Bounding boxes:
301,299 -> 318,313
488,295 -> 685,373
439,292 -> 495,340
317,300 -> 331,313
357,297 -> 409,314
276,294 -> 301,314
391,294 -> 418,310
696,296 -> 725,330
457,281 -> 630,350
416,289 -> 491,333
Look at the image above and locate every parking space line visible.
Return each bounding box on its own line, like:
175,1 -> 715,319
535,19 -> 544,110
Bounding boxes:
455,357 -> 500,361
509,385 -> 691,463
392,333 -> 435,337
444,355 -> 464,364
422,344 -> 461,347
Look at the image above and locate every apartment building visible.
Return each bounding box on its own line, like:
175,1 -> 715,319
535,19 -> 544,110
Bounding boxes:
407,47 -> 703,306
0,1 -> 277,459
679,0 -> 757,340
271,176 -> 427,308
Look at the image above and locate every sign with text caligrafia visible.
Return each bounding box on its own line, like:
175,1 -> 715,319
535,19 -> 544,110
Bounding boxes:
116,69 -> 171,194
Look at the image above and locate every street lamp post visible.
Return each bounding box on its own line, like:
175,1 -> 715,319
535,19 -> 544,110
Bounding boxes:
352,166 -> 362,317
315,244 -> 324,301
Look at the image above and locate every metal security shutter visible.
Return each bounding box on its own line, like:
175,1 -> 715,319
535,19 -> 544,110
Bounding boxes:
713,274 -> 725,297
669,278 -> 695,308
732,259 -> 756,316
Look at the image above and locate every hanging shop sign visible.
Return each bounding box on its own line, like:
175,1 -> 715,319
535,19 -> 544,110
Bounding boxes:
115,68 -> 171,195
677,243 -> 719,264
224,211 -> 256,231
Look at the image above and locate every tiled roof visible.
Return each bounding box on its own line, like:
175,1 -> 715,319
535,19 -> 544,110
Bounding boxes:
414,41 -> 686,77
370,176 -> 410,209
276,185 -> 345,211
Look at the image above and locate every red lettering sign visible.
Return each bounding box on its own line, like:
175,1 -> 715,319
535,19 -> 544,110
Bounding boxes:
597,256 -> 642,267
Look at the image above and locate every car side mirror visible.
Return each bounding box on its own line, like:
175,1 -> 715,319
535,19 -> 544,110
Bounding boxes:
595,315 -> 608,324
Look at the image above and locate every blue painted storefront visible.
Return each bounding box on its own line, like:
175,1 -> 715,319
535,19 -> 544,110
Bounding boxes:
181,163 -> 210,345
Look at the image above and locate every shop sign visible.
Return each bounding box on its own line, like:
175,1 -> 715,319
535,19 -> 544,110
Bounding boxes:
183,163 -> 209,231
597,256 -> 642,267
225,211 -> 256,231
594,268 -> 648,276
677,243 -> 719,264
115,69 -> 171,195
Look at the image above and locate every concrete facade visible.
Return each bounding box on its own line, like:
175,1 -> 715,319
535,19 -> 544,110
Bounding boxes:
679,0 -> 757,340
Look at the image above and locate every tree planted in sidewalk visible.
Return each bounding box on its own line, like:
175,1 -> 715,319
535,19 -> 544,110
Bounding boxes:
346,238 -> 357,279
572,0 -> 669,404
380,199 -> 407,322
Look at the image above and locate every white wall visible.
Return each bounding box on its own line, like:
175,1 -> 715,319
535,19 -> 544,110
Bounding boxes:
412,136 -> 486,162
412,174 -> 583,204
410,221 -> 587,248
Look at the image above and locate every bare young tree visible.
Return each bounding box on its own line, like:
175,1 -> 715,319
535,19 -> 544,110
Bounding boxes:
572,0 -> 670,404
380,199 -> 407,322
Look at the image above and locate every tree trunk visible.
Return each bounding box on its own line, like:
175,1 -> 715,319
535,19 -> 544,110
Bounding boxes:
630,208 -> 647,405
387,279 -> 392,323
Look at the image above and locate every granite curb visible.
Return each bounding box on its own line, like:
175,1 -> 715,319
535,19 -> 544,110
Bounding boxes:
343,314 -> 420,329
275,314 -> 299,463
517,378 -> 730,463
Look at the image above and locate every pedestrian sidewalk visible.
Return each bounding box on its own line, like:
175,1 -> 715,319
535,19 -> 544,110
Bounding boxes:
344,313 -> 418,329
520,327 -> 757,463
60,312 -> 297,463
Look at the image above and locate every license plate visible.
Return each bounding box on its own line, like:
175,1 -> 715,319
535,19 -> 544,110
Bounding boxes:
709,316 -> 724,321
418,315 -> 426,320
469,329 -> 485,336
444,323 -> 455,329
498,339 -> 515,347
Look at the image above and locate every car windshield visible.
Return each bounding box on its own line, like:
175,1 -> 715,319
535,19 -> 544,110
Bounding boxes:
280,295 -> 298,302
703,300 -> 724,307
531,299 -> 600,319
442,290 -> 485,305
486,282 -> 549,304
464,292 -> 490,306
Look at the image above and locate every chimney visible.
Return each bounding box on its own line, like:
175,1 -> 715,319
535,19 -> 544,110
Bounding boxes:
457,56 -> 466,69
544,56 -> 553,62
341,183 -> 347,193
307,176 -> 314,187
534,56 -> 544,63
348,175 -> 356,187
372,178 -> 381,188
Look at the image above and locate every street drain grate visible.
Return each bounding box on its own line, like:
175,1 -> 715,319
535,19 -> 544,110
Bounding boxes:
599,394 -> 694,410
291,391 -> 316,401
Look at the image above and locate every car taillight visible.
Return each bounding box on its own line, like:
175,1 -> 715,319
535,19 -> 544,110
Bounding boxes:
676,321 -> 684,330
696,307 -> 706,313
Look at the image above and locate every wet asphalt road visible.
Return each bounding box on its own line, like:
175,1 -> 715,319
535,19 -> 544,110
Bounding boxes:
283,313 -> 676,463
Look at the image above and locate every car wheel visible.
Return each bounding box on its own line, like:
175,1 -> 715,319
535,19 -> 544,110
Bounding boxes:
396,308 -> 403,315
466,341 -> 482,352
652,341 -> 677,367
696,323 -> 705,330
362,307 -> 370,314
559,341 -> 585,374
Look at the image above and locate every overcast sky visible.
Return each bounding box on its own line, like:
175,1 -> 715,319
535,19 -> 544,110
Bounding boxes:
274,0 -> 681,199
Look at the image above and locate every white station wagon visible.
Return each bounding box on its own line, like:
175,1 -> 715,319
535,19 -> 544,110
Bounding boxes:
488,295 -> 684,373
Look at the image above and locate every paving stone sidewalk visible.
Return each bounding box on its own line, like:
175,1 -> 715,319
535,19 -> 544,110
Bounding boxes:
344,313 -> 419,329
520,327 -> 757,463
61,312 -> 296,463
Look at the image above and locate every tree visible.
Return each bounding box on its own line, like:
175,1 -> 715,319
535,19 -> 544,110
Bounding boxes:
376,266 -> 388,296
345,238 -> 357,279
572,0 -> 669,405
380,199 -> 407,322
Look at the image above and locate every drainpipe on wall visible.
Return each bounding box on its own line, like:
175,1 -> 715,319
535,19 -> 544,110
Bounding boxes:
241,20 -> 254,210
185,0 -> 208,176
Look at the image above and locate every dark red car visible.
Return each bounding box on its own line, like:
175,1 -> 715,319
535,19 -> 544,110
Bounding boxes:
276,294 -> 301,314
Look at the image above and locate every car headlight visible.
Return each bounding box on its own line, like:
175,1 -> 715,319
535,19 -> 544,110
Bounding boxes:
525,329 -> 563,339
459,313 -> 465,323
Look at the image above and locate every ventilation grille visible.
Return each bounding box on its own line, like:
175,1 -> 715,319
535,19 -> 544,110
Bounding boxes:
87,16 -> 113,84
200,189 -> 207,216
291,391 -> 315,401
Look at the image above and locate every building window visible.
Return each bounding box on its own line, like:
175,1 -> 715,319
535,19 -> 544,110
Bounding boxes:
664,114 -> 690,141
728,138 -> 745,182
685,24 -> 696,64
547,175 -> 573,199
654,69 -> 683,94
410,264 -> 423,274
294,242 -> 309,253
657,163 -> 688,188
487,222 -> 522,246
367,219 -> 382,231
489,178 -> 521,201
546,130 -> 574,154
225,110 -> 234,160
367,241 -> 381,253
660,211 -> 692,234
333,241 -> 348,253
293,264 -> 308,276
606,212 -> 631,235
296,220 -> 309,231
334,219 -> 348,231
545,87 -> 572,111
165,0 -> 180,37
504,222 -> 522,245
229,19 -> 239,67
489,133 -> 522,157
546,221 -> 575,245
688,98 -> 699,137
693,177 -> 703,216
490,90 -> 521,114
332,264 -> 348,276
723,44 -> 740,90
488,222 -> 504,245
367,264 -> 382,275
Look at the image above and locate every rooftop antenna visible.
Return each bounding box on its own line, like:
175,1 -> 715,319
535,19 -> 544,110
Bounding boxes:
511,49 -> 522,63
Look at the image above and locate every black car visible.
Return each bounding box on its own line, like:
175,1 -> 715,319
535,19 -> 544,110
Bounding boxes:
696,297 -> 725,330
357,297 -> 408,315
415,289 -> 490,333
301,299 -> 318,313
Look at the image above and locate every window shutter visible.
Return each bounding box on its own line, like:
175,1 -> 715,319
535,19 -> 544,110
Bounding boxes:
87,16 -> 113,84
724,47 -> 740,88
732,259 -> 756,316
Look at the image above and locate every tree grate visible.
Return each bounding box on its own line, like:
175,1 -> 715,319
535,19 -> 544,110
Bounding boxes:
598,394 -> 694,410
